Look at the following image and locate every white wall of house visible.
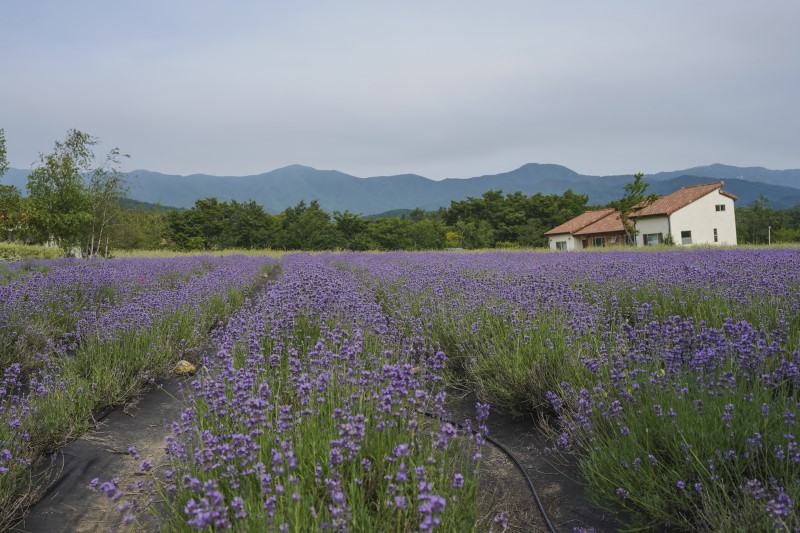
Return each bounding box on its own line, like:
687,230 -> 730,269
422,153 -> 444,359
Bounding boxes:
548,234 -> 582,250
634,216 -> 670,246
669,191 -> 737,246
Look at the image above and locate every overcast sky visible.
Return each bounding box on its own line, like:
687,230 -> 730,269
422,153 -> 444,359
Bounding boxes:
2,1 -> 799,179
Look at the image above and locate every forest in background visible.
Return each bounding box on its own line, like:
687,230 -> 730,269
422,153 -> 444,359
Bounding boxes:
2,129 -> 799,255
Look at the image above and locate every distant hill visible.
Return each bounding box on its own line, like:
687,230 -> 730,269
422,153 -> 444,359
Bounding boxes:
2,168 -> 31,189
363,209 -> 416,220
648,176 -> 800,209
118,198 -> 182,212
3,163 -> 799,214
649,164 -> 800,189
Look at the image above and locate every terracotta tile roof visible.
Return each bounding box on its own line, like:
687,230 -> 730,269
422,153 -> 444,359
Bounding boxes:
544,208 -> 616,235
574,210 -> 625,236
631,181 -> 738,217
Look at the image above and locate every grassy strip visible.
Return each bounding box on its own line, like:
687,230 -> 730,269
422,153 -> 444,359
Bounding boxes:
0,243 -> 65,262
113,248 -> 286,258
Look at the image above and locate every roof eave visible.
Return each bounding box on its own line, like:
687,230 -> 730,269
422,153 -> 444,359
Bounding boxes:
720,190 -> 738,201
630,211 -> 670,218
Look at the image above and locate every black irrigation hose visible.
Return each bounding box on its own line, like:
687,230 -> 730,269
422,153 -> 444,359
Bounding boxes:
424,411 -> 558,533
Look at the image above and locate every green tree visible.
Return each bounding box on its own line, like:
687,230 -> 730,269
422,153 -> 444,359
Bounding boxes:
167,198 -> 231,250
609,173 -> 658,246
365,217 -> 416,250
0,128 -> 24,241
406,218 -> 447,249
736,195 -> 783,244
222,200 -> 275,249
452,220 -> 495,249
408,208 -> 427,222
275,200 -> 341,250
111,207 -> 171,250
86,148 -> 129,256
26,130 -> 95,252
25,130 -> 128,254
445,188 -> 588,248
0,186 -> 22,241
447,190 -> 525,243
334,210 -> 369,250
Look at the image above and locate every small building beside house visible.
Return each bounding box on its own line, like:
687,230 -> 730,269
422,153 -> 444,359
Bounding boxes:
545,208 -> 628,250
546,181 -> 738,250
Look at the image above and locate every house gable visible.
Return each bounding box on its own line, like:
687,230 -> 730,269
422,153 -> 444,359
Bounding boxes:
668,187 -> 737,245
630,182 -> 737,218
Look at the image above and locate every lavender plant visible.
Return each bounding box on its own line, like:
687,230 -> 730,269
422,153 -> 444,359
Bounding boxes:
0,254 -> 273,528
119,254 -> 485,532
343,249 -> 800,530
13,248 -> 800,531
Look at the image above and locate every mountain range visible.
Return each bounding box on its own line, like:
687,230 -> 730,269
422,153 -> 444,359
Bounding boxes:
3,163 -> 800,215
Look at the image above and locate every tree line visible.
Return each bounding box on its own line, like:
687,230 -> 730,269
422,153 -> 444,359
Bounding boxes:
735,196 -> 800,244
2,128 -> 799,254
0,129 -> 593,253
161,188 -> 591,251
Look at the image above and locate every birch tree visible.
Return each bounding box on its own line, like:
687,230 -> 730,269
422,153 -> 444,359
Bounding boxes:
26,129 -> 127,255
86,147 -> 128,256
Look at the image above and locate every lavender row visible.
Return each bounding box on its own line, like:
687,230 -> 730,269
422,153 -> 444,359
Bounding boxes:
339,249 -> 799,531
117,253 -> 487,531
0,255 -> 273,529
0,256 -> 253,372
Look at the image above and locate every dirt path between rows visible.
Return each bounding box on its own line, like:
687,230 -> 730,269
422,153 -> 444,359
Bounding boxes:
448,393 -> 627,532
14,374 -> 191,533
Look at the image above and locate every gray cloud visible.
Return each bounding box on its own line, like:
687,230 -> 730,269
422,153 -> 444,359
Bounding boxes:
1,0 -> 799,179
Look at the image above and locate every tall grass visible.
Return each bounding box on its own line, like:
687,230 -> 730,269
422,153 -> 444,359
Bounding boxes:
113,248 -> 286,258
0,243 -> 64,262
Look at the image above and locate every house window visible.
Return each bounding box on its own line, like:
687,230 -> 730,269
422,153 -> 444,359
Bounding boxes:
582,239 -> 589,248
556,241 -> 567,250
681,230 -> 692,245
713,228 -> 718,243
593,237 -> 605,247
610,236 -> 617,244
643,233 -> 663,246
715,204 -> 726,212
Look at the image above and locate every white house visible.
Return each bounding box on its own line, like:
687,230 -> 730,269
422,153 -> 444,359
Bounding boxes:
546,181 -> 737,250
630,182 -> 737,246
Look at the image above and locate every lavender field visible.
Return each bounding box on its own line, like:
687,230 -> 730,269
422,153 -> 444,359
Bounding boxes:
0,255 -> 274,528
354,249 -> 799,532
2,249 -> 799,531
